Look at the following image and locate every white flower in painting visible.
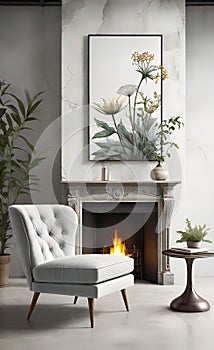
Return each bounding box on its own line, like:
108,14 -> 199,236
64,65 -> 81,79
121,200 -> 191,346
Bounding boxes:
117,84 -> 137,97
92,97 -> 126,115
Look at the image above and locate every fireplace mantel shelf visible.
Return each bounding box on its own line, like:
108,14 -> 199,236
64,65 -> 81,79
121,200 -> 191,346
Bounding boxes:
63,180 -> 181,201
62,180 -> 181,186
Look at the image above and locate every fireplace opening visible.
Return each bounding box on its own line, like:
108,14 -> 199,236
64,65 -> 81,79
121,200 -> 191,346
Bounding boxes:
82,201 -> 158,283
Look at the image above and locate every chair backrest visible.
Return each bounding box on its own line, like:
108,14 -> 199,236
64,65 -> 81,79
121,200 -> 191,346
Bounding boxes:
9,204 -> 78,288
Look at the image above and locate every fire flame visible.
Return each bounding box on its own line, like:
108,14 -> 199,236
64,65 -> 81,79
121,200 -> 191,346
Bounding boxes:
110,230 -> 130,256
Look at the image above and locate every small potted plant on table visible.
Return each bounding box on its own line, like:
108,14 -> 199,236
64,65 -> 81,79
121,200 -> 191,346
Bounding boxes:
176,218 -> 212,248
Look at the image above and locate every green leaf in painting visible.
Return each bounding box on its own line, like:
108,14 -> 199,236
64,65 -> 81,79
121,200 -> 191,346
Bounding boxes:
94,118 -> 113,131
92,129 -> 115,139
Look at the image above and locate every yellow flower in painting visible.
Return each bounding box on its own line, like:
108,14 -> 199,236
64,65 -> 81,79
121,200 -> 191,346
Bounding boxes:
154,66 -> 169,84
92,97 -> 126,115
154,73 -> 160,84
161,67 -> 169,80
131,51 -> 154,65
131,51 -> 158,81
131,51 -> 168,83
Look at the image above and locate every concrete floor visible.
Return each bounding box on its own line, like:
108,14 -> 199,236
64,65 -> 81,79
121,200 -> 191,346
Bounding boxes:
0,278 -> 214,350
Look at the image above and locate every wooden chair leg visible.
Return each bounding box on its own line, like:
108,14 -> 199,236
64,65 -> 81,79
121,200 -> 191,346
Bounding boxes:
73,296 -> 78,304
27,292 -> 40,320
87,298 -> 94,328
121,289 -> 129,311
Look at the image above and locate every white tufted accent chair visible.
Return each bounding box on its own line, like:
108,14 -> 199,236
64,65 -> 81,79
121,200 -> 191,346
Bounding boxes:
9,204 -> 134,328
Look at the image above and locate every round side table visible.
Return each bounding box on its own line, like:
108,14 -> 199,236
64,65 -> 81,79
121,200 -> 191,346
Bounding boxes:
162,249 -> 214,312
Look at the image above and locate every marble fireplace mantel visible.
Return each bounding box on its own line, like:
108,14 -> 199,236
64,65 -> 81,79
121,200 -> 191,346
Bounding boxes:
63,180 -> 181,285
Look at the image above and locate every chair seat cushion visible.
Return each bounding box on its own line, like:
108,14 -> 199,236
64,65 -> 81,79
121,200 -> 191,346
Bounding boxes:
32,254 -> 134,284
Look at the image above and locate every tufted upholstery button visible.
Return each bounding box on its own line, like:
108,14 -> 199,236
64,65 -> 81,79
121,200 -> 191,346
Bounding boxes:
49,247 -> 53,252
59,242 -> 64,249
49,232 -> 53,236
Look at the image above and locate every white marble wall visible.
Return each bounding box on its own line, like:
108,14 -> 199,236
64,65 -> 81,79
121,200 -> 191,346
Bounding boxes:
186,6 -> 214,275
62,0 -> 185,183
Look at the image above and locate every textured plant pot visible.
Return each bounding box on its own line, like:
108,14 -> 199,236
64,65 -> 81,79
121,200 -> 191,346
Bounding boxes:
150,164 -> 168,181
187,241 -> 201,248
0,255 -> 10,287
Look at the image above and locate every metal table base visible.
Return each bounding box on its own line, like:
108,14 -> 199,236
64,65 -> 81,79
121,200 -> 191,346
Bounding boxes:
170,258 -> 210,312
162,250 -> 214,313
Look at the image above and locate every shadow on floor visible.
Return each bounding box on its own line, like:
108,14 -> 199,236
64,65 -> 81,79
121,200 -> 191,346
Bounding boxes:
0,303 -> 94,331
0,301 -> 128,332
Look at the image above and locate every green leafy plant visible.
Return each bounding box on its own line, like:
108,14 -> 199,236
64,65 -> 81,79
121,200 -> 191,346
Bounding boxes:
176,218 -> 212,243
0,80 -> 44,255
151,115 -> 184,165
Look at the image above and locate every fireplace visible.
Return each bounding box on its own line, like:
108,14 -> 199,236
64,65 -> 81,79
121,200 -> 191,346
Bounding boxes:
82,201 -> 158,283
64,180 -> 181,285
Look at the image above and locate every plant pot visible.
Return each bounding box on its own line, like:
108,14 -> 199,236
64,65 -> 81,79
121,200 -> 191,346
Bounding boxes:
150,164 -> 168,181
187,241 -> 201,249
0,255 -> 10,287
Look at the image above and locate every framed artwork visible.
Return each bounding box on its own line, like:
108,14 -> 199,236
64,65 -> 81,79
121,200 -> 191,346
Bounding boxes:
88,34 -> 163,161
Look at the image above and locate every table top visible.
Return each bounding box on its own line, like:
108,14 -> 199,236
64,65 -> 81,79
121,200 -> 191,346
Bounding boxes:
162,249 -> 214,259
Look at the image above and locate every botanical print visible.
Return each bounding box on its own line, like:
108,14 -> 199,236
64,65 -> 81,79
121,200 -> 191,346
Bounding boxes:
89,35 -> 166,161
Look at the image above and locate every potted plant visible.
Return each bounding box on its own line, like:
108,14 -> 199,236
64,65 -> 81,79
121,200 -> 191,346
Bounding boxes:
0,80 -> 44,287
176,218 -> 212,248
150,115 -> 184,181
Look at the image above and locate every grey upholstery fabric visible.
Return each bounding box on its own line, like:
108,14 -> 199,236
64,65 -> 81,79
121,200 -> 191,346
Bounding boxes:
9,204 -> 134,300
32,274 -> 134,299
9,205 -> 78,288
33,254 -> 134,284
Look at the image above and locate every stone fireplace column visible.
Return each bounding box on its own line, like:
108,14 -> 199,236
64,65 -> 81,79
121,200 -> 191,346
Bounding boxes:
157,185 -> 177,285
